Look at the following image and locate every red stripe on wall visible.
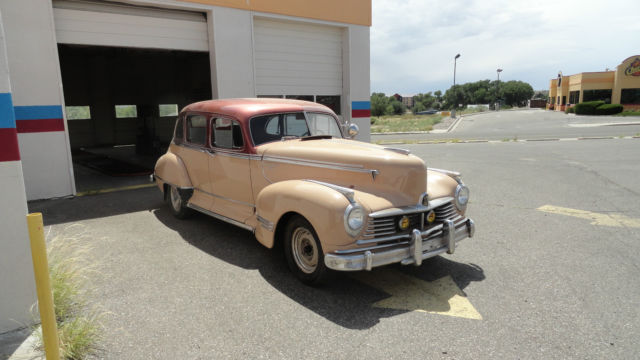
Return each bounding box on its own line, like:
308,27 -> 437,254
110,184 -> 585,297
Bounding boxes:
0,128 -> 21,161
351,109 -> 371,118
16,118 -> 65,133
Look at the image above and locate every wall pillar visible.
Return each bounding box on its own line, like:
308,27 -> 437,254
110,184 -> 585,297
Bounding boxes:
0,10 -> 37,334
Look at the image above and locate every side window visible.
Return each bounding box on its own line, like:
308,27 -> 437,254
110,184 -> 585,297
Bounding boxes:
212,118 -> 243,149
265,115 -> 280,135
186,114 -> 207,145
174,116 -> 184,143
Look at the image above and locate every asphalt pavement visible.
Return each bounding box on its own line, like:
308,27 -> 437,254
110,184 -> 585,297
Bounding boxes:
23,112 -> 640,359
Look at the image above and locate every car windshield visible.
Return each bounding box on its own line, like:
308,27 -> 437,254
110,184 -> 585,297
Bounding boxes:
250,112 -> 343,146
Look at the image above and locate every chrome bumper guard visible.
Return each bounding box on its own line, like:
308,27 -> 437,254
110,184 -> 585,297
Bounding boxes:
324,218 -> 475,271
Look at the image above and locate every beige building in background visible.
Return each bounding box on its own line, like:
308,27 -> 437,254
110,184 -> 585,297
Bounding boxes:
548,55 -> 640,111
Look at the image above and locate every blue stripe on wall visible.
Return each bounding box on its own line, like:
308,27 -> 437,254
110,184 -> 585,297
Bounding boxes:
0,93 -> 16,129
352,101 -> 371,110
14,105 -> 63,120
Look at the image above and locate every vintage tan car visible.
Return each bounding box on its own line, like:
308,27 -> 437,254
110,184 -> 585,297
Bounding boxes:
153,98 -> 474,284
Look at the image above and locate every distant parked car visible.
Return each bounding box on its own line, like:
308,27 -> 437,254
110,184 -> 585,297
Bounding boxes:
153,98 -> 474,284
416,109 -> 439,115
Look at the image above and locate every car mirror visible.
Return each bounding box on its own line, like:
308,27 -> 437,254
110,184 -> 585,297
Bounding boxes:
347,123 -> 359,138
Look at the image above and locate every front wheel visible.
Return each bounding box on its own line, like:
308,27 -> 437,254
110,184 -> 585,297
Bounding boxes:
168,185 -> 192,219
284,215 -> 329,285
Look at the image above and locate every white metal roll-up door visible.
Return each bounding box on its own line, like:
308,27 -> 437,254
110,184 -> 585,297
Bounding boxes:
52,0 -> 209,52
253,18 -> 343,96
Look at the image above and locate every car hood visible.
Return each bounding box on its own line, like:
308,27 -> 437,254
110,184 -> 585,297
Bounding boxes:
257,138 -> 427,209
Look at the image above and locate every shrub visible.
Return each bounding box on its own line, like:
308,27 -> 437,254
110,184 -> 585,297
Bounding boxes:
595,104 -> 623,115
565,106 -> 575,114
574,101 -> 605,115
33,227 -> 104,360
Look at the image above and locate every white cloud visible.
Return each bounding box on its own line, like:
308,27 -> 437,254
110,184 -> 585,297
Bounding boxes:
371,0 -> 640,94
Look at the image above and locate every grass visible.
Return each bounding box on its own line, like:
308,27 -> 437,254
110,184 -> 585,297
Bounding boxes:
615,110 -> 640,117
371,113 -> 442,133
34,226 -> 103,359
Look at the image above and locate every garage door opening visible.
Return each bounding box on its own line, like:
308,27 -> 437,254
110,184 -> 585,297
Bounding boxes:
58,44 -> 212,193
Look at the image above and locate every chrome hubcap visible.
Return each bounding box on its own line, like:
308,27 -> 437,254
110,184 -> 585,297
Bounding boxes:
170,186 -> 181,211
291,227 -> 318,274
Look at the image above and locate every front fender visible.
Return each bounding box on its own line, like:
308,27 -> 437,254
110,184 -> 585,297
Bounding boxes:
254,180 -> 353,252
154,152 -> 192,192
427,169 -> 459,199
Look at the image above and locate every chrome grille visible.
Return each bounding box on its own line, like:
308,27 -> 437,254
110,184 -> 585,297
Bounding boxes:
363,201 -> 459,240
434,202 -> 458,221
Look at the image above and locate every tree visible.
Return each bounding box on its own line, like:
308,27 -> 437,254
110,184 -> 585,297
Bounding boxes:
371,92 -> 389,116
390,99 -> 405,115
501,81 -> 534,106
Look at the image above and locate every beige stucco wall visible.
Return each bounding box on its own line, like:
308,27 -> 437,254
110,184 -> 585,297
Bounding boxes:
612,55 -> 640,104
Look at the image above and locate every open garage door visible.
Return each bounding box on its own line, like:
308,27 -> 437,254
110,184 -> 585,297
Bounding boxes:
53,1 -> 212,193
253,18 -> 344,115
53,0 -> 209,52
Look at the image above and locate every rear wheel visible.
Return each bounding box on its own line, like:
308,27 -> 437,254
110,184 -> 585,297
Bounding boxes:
284,215 -> 328,285
168,185 -> 192,219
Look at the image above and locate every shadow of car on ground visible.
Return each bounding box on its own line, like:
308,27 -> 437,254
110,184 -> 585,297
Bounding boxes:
153,205 -> 485,329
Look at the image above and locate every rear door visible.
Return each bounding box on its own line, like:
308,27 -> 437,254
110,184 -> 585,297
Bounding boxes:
178,113 -> 212,209
207,117 -> 254,222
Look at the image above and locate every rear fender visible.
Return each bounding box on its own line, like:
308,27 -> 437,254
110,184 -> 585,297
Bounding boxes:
154,152 -> 193,197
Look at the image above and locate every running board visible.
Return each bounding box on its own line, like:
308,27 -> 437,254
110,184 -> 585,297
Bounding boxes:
187,203 -> 254,233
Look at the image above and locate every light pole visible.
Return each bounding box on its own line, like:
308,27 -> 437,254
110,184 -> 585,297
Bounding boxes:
452,53 -> 461,118
496,68 -> 503,110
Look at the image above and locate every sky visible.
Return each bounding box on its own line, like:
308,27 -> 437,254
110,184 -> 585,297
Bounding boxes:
370,0 -> 640,95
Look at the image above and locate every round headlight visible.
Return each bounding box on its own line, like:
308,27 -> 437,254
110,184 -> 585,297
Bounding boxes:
344,204 -> 364,236
455,185 -> 470,209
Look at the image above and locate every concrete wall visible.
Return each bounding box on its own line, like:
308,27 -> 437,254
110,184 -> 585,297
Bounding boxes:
345,25 -> 370,142
0,0 -> 371,199
0,0 -> 75,200
0,10 -> 37,334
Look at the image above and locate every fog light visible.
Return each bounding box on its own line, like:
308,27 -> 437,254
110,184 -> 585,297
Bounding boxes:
426,210 -> 436,223
399,216 -> 410,230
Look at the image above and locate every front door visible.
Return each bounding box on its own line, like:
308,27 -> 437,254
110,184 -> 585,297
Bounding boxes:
207,117 -> 254,223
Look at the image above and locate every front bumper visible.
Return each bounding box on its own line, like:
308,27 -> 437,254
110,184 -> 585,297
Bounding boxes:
324,218 -> 475,271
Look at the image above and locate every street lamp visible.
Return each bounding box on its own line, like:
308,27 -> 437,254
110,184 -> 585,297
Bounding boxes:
496,68 -> 503,110
452,53 -> 461,118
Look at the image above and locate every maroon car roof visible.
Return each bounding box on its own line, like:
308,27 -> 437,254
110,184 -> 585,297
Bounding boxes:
181,98 -> 335,120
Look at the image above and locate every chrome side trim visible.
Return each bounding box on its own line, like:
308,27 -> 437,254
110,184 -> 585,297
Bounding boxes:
368,197 -> 453,218
212,150 -> 252,160
263,155 -> 379,178
428,167 -> 462,184
187,203 -> 254,232
177,142 -> 209,153
256,215 -> 274,232
384,147 -> 411,155
304,180 -> 356,204
194,188 -> 255,208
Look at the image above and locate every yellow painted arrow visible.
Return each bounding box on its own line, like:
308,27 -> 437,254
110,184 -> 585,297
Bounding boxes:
537,205 -> 640,228
352,269 -> 482,320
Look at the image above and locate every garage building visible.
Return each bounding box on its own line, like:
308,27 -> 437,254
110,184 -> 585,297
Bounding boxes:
0,0 -> 370,334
